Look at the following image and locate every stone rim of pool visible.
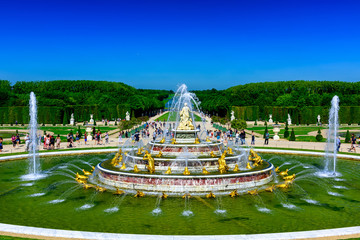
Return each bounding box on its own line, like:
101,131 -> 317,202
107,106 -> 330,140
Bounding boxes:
1,148 -> 360,240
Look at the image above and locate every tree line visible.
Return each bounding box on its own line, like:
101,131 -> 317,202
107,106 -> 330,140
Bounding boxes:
194,81 -> 360,119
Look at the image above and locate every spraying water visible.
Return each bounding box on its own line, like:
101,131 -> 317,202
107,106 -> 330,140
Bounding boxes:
21,92 -> 46,181
325,95 -> 340,175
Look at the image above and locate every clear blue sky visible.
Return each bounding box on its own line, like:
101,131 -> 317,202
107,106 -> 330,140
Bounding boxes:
1,0 -> 359,90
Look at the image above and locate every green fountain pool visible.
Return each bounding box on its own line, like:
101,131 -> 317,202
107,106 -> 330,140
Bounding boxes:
0,153 -> 359,235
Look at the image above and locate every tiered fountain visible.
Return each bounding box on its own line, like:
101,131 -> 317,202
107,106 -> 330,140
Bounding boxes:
89,85 -> 275,196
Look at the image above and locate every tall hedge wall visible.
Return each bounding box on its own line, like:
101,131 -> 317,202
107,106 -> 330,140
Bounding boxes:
231,106 -> 360,124
0,104 -> 131,124
231,106 -> 259,121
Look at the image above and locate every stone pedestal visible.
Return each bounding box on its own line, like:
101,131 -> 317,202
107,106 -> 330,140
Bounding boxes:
273,124 -> 280,141
86,127 -> 93,141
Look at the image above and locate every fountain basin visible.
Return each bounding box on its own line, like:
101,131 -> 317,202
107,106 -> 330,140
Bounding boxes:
93,162 -> 274,195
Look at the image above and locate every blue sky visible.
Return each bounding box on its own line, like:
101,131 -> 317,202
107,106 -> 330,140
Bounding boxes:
0,0 -> 359,90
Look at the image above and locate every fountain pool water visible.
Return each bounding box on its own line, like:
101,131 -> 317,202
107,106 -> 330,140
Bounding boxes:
0,153 -> 360,235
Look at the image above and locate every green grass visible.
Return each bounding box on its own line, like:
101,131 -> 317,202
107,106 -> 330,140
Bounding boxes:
156,112 -> 202,121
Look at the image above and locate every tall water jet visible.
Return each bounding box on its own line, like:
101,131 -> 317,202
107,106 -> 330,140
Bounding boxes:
21,92 -> 46,180
325,95 -> 340,174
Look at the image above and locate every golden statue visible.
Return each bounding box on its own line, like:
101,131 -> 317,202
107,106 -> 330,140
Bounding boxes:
134,190 -> 145,198
218,152 -> 229,174
171,138 -> 176,144
202,167 -> 209,174
161,192 -> 168,199
156,151 -> 163,158
206,192 -> 216,198
279,169 -> 288,176
143,150 -> 150,160
227,147 -> 234,155
111,153 -> 119,165
265,185 -> 276,192
75,177 -> 87,184
177,103 -> 194,130
285,180 -> 294,185
276,182 -> 290,189
283,174 -> 295,180
75,173 -> 88,180
248,149 -> 263,166
136,147 -> 143,155
183,167 -> 190,175
233,164 -> 239,172
248,189 -> 258,195
195,138 -> 200,144
182,193 -> 191,199
120,162 -> 126,170
275,166 -> 280,173
206,137 -> 211,142
83,184 -> 94,189
210,151 -> 216,158
133,165 -> 140,173
82,169 -> 92,176
229,190 -> 239,198
91,166 -> 95,172
246,162 -> 252,169
160,138 -> 165,144
165,167 -> 172,174
146,156 -> 155,174
114,188 -> 125,195
95,186 -> 106,192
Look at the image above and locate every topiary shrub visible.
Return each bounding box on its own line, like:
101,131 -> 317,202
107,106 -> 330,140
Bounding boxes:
105,121 -> 107,126
316,129 -> 323,142
77,126 -> 82,138
284,122 -> 289,138
263,123 -> 268,139
345,130 -> 351,143
289,128 -> 296,141
254,120 -> 257,126
115,121 -> 117,126
231,119 -> 247,130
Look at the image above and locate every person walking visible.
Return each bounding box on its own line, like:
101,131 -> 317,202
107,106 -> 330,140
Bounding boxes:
56,134 -> 61,148
264,131 -> 270,145
11,135 -> 16,148
105,132 -> 109,144
84,132 -> 87,145
0,137 -> 3,152
349,134 -> 356,152
336,136 -> 341,152
251,131 -> 255,145
24,134 -> 30,151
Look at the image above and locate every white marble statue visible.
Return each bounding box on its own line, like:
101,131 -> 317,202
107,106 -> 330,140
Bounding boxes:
317,115 -> 321,124
126,111 -> 130,121
268,114 -> 273,124
230,110 -> 235,121
70,113 -> 75,125
287,114 -> 292,125
89,114 -> 94,124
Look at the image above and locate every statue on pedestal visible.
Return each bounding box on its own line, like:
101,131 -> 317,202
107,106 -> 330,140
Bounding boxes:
268,114 -> 273,124
317,115 -> 321,125
126,111 -> 130,121
230,110 -> 235,121
70,113 -> 75,125
177,103 -> 194,130
287,114 -> 292,125
89,114 -> 94,124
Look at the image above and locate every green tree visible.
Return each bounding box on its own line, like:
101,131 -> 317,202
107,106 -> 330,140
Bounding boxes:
254,119 -> 257,126
77,126 -> 82,138
231,119 -> 247,130
289,128 -> 296,141
284,121 -> 289,138
345,130 -> 351,143
316,129 -> 323,142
